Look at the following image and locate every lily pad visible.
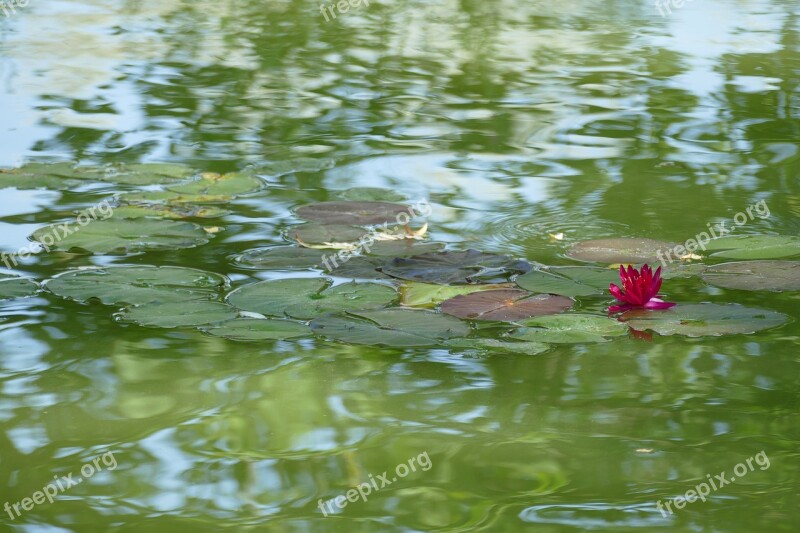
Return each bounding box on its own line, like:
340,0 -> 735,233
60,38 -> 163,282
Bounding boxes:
287,224 -> 368,246
512,314 -> 629,343
381,249 -> 532,285
445,338 -> 550,356
45,266 -> 227,305
401,282 -> 515,307
567,238 -> 675,264
548,266 -> 621,289
120,172 -> 265,204
0,162 -> 194,188
226,278 -> 397,319
0,275 -> 39,300
231,246 -> 325,270
441,289 -> 573,321
701,261 -> 800,291
202,318 -> 311,341
31,218 -> 212,254
117,301 -> 238,328
367,240 -> 445,257
337,187 -> 407,202
704,235 -> 800,259
111,204 -> 231,219
295,201 -> 412,225
310,308 -> 470,347
516,270 -> 603,297
328,256 -> 392,279
620,303 -> 789,337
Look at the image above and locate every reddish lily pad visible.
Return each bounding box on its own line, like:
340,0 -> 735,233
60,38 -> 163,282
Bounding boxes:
441,289 -> 573,321
620,303 -> 788,337
295,201 -> 412,225
381,250 -> 532,285
567,238 -> 675,264
701,261 -> 800,292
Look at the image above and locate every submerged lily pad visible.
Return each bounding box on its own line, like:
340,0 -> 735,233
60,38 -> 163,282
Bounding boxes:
295,201 -> 412,225
567,238 -> 675,264
441,289 -> 573,321
516,270 -> 603,297
287,224 -> 368,245
620,303 -> 789,337
226,278 -> 397,319
701,261 -> 800,291
232,246 -> 325,270
512,314 -> 629,343
0,275 -> 39,300
118,301 -> 238,328
30,218 -> 212,254
401,282 -> 515,307
381,250 -> 532,285
310,308 -> 470,347
704,235 -> 800,259
202,318 -> 311,341
445,338 -> 550,356
45,266 -> 227,305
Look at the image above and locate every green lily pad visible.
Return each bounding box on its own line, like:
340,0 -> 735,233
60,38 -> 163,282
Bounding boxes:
620,303 -> 789,337
295,201 -> 412,225
0,275 -> 40,300
226,278 -> 397,319
704,235 -> 800,259
445,338 -> 550,356
287,224 -> 368,245
441,289 -> 573,321
337,187 -> 407,202
202,318 -> 311,341
567,238 -> 675,264
381,249 -> 532,285
310,308 -> 470,347
0,162 -> 194,188
0,171 -> 82,190
701,260 -> 800,291
366,240 -> 445,257
660,262 -> 707,279
231,246 -> 325,270
120,172 -> 265,204
511,314 -> 629,343
111,204 -> 231,219
30,218 -> 212,254
401,282 -> 515,307
548,266 -> 621,289
328,256 -> 392,279
516,270 -> 604,297
117,301 -> 238,328
45,266 -> 228,305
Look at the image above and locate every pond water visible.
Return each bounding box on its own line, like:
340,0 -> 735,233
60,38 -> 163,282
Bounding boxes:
1,0 -> 799,531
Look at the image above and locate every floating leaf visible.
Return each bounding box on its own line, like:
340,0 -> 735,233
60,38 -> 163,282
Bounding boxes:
0,275 -> 39,300
231,246 -> 324,270
567,238 -> 675,264
441,289 -> 573,321
547,266 -> 621,289
111,204 -> 230,219
247,158 -> 335,177
620,303 -> 788,337
0,162 -> 193,188
516,270 -> 603,297
120,172 -> 265,204
660,262 -> 707,279
701,260 -> 800,291
381,250 -> 532,285
512,314 -> 629,343
226,278 -> 397,319
445,338 -> 550,355
118,301 -> 238,328
337,187 -> 407,202
328,256 -> 392,279
295,201 -> 412,225
703,235 -> 800,259
401,282 -> 515,307
31,218 -> 212,254
310,308 -> 470,347
45,266 -> 227,305
202,318 -> 310,341
288,224 -> 368,246
367,240 -> 445,257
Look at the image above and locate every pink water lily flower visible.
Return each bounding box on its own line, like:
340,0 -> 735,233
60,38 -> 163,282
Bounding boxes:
608,264 -> 676,314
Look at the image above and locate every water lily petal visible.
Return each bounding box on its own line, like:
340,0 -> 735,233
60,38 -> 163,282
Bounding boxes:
643,298 -> 676,310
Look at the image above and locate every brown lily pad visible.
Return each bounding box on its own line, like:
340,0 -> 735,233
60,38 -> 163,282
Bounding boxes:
441,289 -> 573,322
